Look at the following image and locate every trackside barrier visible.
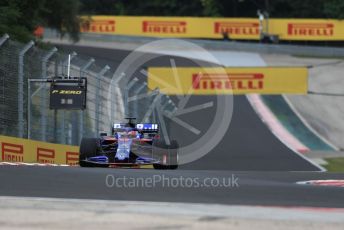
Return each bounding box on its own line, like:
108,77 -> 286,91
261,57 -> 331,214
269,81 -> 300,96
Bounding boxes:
147,67 -> 308,95
0,35 -> 177,146
80,16 -> 344,41
0,135 -> 79,165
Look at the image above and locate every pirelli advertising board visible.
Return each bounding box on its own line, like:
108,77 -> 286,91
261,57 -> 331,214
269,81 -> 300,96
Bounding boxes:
80,16 -> 344,41
270,19 -> 344,41
0,135 -> 79,165
147,67 -> 308,95
80,16 -> 261,39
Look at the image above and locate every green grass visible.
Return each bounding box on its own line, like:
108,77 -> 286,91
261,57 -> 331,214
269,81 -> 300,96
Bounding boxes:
292,54 -> 344,60
323,158 -> 344,172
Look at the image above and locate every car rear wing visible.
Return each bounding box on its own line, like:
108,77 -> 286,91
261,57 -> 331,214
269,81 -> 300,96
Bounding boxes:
112,123 -> 159,133
136,123 -> 159,133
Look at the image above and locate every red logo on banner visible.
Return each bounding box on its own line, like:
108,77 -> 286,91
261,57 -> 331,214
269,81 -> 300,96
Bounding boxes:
142,21 -> 187,34
1,142 -> 24,162
214,22 -> 260,35
192,73 -> 264,90
288,23 -> 334,36
66,152 -> 79,166
37,148 -> 55,164
81,20 -> 115,33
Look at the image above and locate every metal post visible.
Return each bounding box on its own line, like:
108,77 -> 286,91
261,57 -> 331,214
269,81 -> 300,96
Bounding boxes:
162,99 -> 172,111
18,41 -> 34,138
27,79 -> 31,139
60,111 -> 65,144
95,65 -> 110,136
156,95 -> 168,123
80,58 -> 95,78
60,52 -> 77,144
67,55 -> 71,78
78,58 -> 95,142
170,101 -> 177,113
27,79 -> 51,139
142,90 -> 161,123
124,78 -> 138,117
0,34 -> 9,47
155,96 -> 170,145
40,47 -> 57,141
110,72 -> 125,123
63,52 -> 77,76
257,10 -> 264,41
132,83 -> 146,120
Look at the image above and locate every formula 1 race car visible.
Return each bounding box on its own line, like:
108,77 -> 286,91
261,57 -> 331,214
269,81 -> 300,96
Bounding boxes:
79,118 -> 178,169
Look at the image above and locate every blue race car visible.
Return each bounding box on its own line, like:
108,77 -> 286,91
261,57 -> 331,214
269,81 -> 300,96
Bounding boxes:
79,118 -> 178,169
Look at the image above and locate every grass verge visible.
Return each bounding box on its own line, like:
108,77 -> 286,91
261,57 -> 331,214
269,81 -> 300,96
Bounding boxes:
323,157 -> 344,172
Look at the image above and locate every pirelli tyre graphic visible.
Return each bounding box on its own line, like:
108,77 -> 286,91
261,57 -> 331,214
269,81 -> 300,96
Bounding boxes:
107,39 -> 234,166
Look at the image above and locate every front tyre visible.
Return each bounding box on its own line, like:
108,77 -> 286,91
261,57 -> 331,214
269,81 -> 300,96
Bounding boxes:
79,138 -> 100,167
153,140 -> 179,170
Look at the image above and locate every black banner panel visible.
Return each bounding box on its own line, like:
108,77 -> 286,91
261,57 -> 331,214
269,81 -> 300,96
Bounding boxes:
49,78 -> 87,110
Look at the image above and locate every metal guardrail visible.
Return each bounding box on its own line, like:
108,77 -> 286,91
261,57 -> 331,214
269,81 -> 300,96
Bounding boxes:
44,29 -> 344,58
0,34 -> 176,145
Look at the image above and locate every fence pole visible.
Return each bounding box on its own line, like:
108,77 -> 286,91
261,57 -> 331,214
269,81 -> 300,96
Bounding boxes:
18,41 -> 34,138
111,72 -> 125,123
95,65 -> 110,136
124,78 -> 138,117
0,34 -> 9,133
27,79 -> 31,139
132,83 -> 146,120
80,58 -> 95,78
78,58 -> 95,142
40,47 -> 57,141
0,34 -> 9,46
63,52 -> 77,75
162,99 -> 172,111
162,95 -> 177,113
142,90 -> 160,123
60,52 -> 77,144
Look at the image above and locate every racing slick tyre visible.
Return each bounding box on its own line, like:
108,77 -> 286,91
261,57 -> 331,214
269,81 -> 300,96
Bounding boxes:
79,138 -> 104,167
153,140 -> 179,170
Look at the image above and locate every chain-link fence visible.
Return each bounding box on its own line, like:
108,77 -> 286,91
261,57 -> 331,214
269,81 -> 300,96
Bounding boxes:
0,34 -> 176,145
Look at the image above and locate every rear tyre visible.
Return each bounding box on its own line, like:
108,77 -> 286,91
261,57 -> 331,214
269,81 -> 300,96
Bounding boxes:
153,140 -> 179,170
79,138 -> 102,167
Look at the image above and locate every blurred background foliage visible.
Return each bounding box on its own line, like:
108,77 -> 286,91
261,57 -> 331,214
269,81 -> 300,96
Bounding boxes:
80,0 -> 344,19
1,0 -> 344,43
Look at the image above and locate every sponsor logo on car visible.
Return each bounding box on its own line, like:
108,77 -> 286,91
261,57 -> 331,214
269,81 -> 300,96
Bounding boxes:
81,20 -> 115,33
287,23 -> 334,36
1,142 -> 24,162
192,73 -> 264,91
142,21 -> 187,34
214,22 -> 260,35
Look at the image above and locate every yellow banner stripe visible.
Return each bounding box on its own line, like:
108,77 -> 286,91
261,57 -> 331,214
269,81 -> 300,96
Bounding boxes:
0,135 -> 79,165
80,16 -> 344,41
148,67 -> 308,95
